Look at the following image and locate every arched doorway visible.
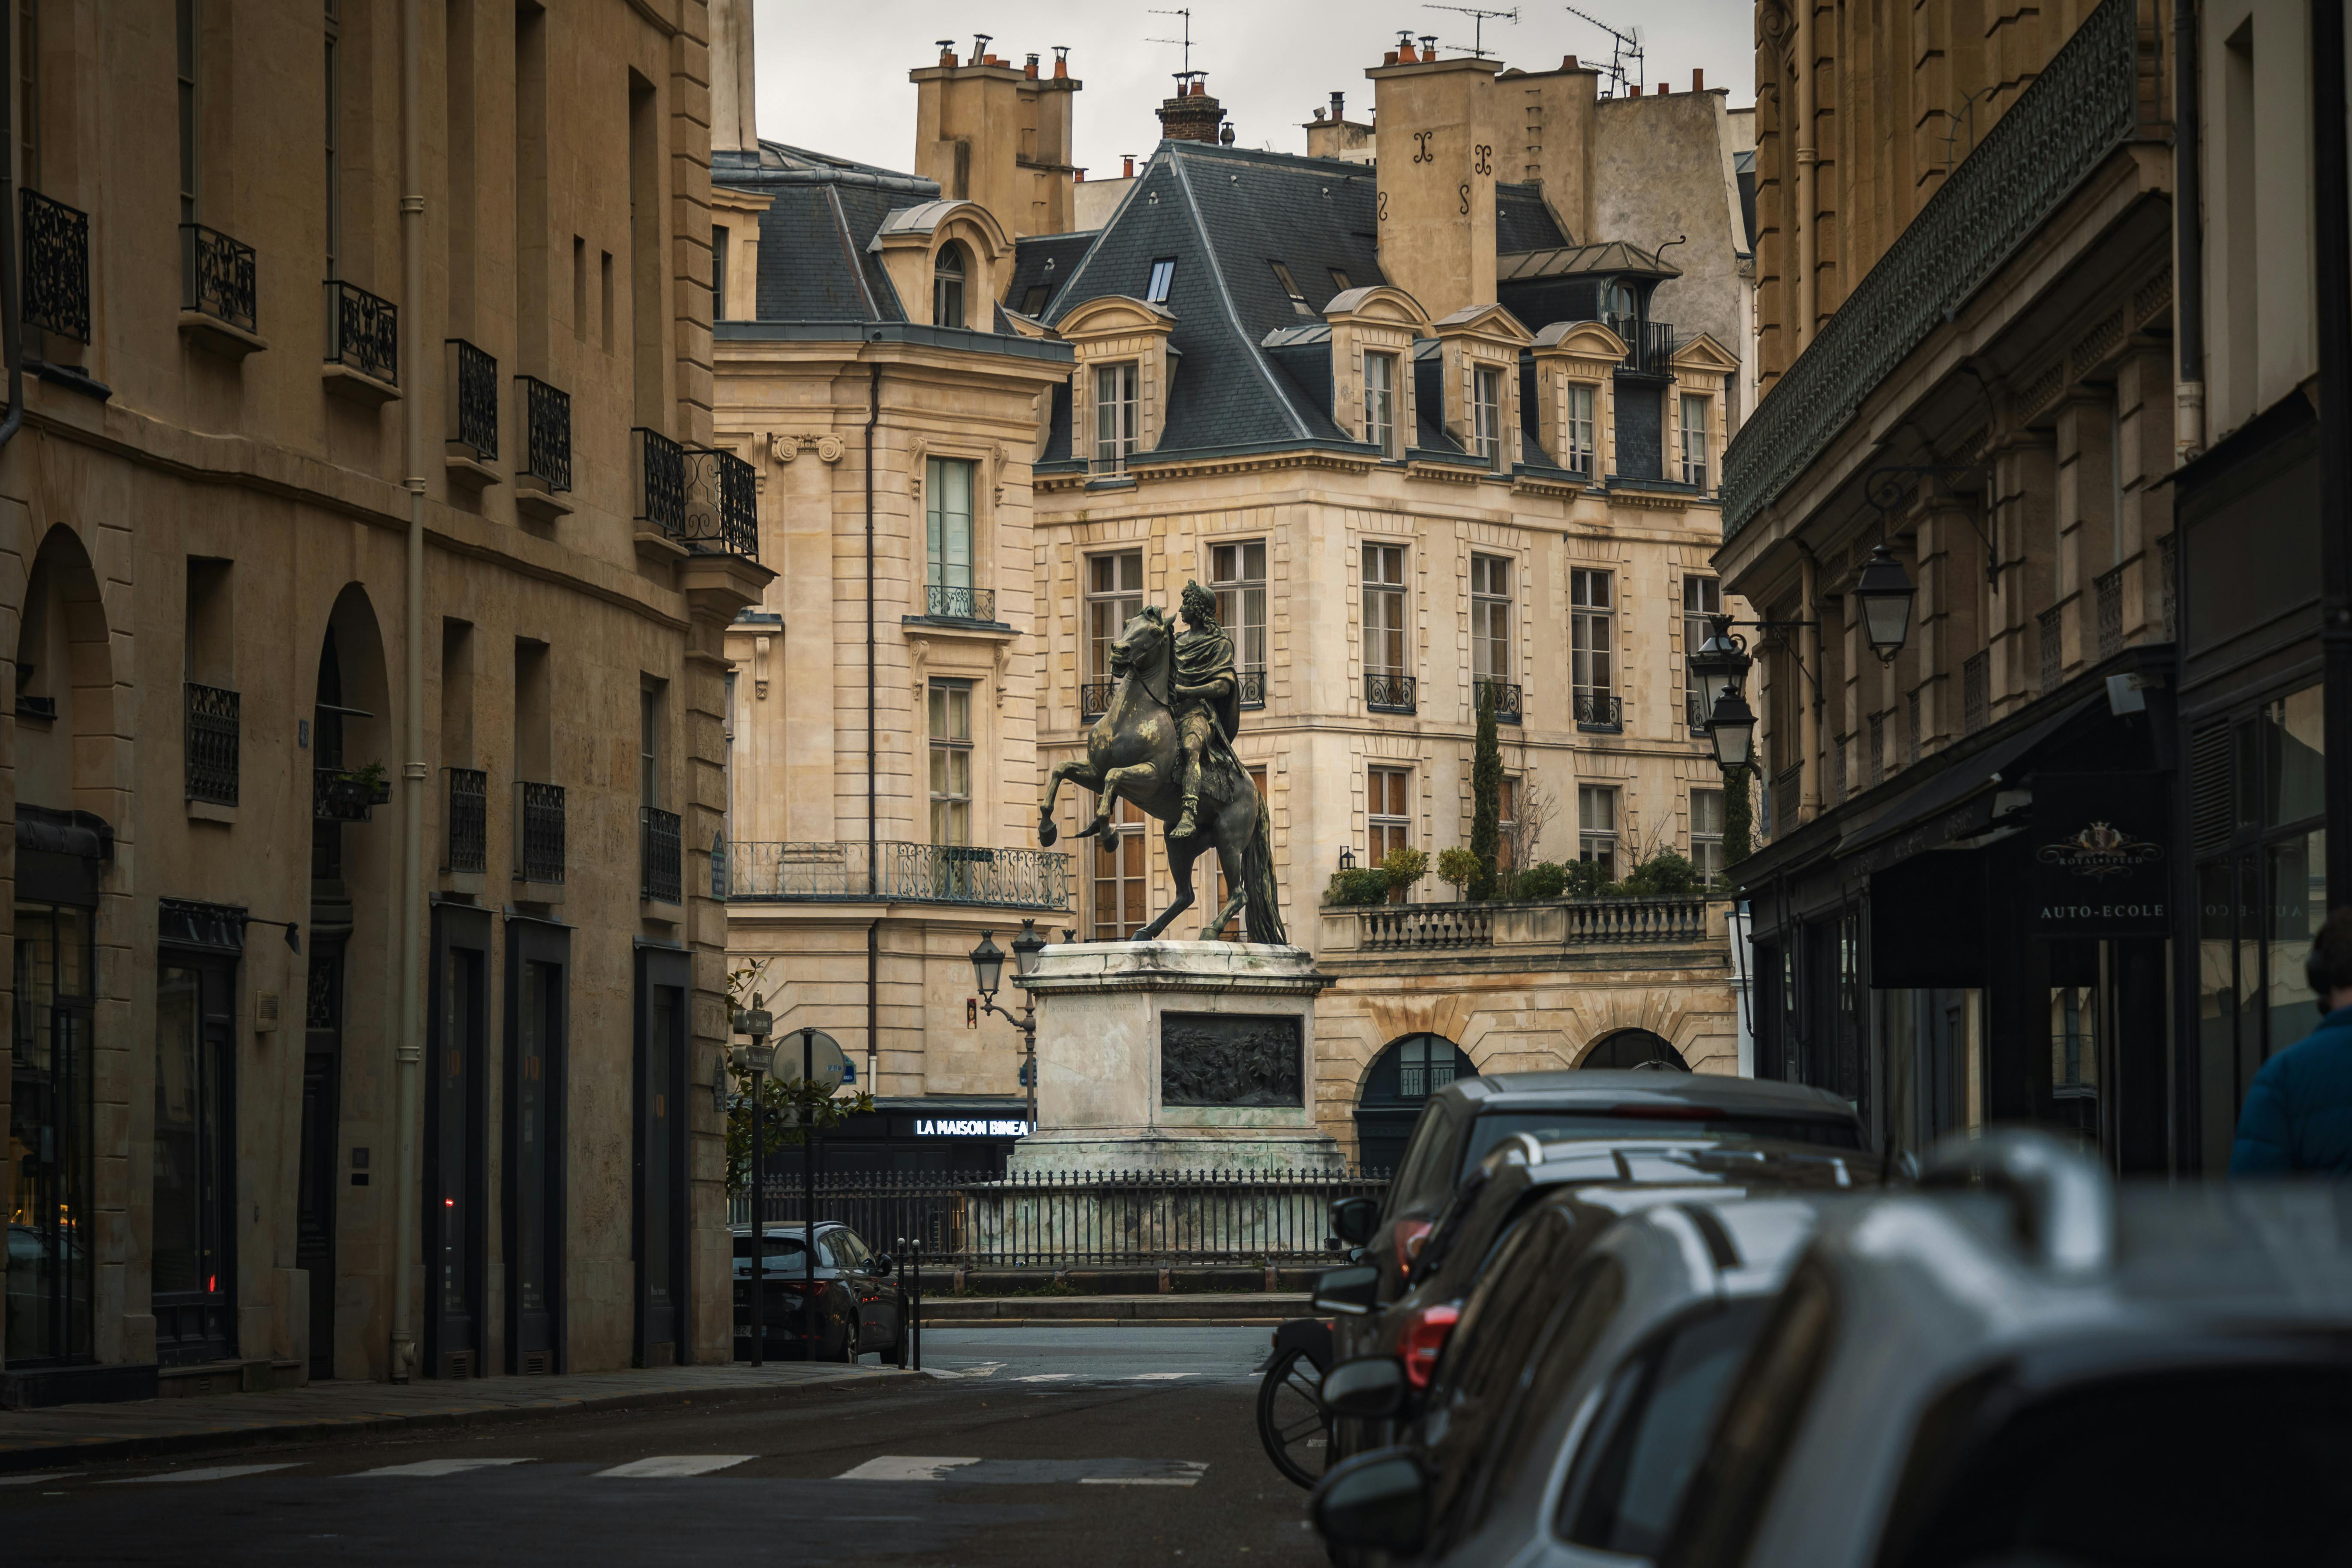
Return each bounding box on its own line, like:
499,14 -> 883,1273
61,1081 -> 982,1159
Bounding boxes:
1353,1034 -> 1476,1174
1579,1029 -> 1690,1071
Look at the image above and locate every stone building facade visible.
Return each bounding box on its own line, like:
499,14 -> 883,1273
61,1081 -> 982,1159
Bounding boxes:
1,0 -> 761,1403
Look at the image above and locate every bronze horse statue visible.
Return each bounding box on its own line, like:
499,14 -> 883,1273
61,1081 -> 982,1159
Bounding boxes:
1037,605 -> 1287,945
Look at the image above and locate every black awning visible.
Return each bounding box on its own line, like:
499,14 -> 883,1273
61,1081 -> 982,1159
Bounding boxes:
16,803 -> 114,860
1835,692 -> 2108,870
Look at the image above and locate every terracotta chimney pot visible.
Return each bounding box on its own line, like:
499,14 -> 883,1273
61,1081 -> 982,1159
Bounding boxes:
1657,79 -> 1670,94
1053,49 -> 1069,79
1025,54 -> 1039,79
1562,54 -> 1579,71
1629,83 -> 1642,97
1398,40 -> 1418,63
1693,68 -> 1705,90
1384,49 -> 1399,65
1123,155 -> 1135,177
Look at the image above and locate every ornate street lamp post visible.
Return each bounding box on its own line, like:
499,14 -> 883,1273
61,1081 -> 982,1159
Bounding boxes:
969,920 -> 1046,1130
732,996 -> 773,1366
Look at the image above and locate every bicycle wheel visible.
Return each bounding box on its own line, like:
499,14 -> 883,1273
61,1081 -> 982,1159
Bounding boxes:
1256,1345 -> 1330,1490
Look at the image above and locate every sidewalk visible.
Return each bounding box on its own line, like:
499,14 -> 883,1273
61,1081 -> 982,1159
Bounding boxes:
921,1292 -> 1312,1326
0,1360 -> 893,1473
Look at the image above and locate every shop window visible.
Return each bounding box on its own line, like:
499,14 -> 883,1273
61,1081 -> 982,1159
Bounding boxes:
7,901 -> 95,1366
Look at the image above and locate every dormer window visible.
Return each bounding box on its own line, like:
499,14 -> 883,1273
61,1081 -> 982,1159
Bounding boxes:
1146,259 -> 1176,304
1269,260 -> 1312,317
934,242 -> 968,329
1680,393 -> 1711,487
1094,362 -> 1139,474
1365,351 -> 1399,459
1329,267 -> 1352,292
1473,366 -> 1504,470
1565,383 -> 1597,473
1021,282 -> 1053,315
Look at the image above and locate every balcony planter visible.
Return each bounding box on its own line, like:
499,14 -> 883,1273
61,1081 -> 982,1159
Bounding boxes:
315,764 -> 392,822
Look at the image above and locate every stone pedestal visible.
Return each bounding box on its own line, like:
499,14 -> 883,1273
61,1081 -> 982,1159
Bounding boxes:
1006,940 -> 1342,1173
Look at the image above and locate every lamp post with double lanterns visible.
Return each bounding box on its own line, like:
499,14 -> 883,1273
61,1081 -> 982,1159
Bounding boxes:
969,919 -> 1046,1131
731,996 -> 774,1366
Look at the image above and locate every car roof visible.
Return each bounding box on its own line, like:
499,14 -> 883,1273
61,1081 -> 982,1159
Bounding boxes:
1434,1069 -> 1862,1123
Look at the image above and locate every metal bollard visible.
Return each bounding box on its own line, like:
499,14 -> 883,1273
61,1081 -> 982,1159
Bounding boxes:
909,1235 -> 923,1372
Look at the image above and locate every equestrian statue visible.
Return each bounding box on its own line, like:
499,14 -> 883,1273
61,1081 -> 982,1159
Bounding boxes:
1037,580 -> 1287,945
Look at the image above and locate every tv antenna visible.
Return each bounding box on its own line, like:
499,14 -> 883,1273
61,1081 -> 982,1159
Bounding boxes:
1561,4 -> 1644,97
1424,5 -> 1518,59
1147,8 -> 1200,81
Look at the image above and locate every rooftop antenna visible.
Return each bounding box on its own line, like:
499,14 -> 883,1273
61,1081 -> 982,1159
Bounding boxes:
1147,8 -> 1198,78
1424,5 -> 1519,59
1561,4 -> 1644,97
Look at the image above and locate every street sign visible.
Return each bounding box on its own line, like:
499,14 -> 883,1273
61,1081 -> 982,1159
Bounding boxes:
791,1028 -> 850,1093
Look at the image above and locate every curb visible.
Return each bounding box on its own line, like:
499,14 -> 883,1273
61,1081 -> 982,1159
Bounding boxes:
921,1316 -> 1296,1329
921,1296 -> 1311,1323
0,1366 -> 897,1475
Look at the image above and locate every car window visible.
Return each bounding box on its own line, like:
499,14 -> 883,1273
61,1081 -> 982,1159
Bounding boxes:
1458,1255 -> 1628,1539
1388,1101 -> 1460,1216
733,1233 -> 810,1266
1879,1362 -> 2352,1568
1460,1110 -> 1860,1172
1556,1299 -> 1771,1557
831,1229 -> 867,1266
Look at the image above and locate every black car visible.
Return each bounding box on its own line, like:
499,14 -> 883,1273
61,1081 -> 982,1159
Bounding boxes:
732,1221 -> 906,1365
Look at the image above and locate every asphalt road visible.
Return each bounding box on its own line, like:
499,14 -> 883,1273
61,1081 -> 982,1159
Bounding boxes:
0,1326 -> 1326,1568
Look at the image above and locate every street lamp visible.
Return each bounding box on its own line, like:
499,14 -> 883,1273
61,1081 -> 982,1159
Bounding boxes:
733,996 -> 774,1367
1687,617 -> 1753,728
1337,845 -> 1357,872
969,920 -> 1042,1131
1852,543 -> 1918,665
1705,688 -> 1759,772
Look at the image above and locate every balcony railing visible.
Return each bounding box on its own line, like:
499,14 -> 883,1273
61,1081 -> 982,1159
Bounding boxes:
1721,0 -> 2147,542
1562,896 -> 1714,945
1474,679 -> 1522,724
325,279 -> 398,385
2038,605 -> 2064,694
1079,681 -> 1116,721
926,584 -> 997,621
727,840 -> 1071,909
180,223 -> 256,335
683,445 -> 760,559
633,428 -> 686,539
1603,313 -> 1677,374
21,189 -> 89,343
1963,652 -> 1991,736
1364,904 -> 1492,951
1328,894 -> 1723,957
515,781 -> 565,884
1237,667 -> 1266,710
641,806 -> 683,903
1575,692 -> 1623,733
446,767 -> 488,874
1686,691 -> 1710,733
518,376 -> 572,492
2095,566 -> 2124,661
1366,672 -> 1417,715
184,683 -> 239,806
446,340 -> 497,462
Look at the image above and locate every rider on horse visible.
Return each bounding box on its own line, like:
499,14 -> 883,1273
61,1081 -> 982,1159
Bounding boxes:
1171,579 -> 1240,841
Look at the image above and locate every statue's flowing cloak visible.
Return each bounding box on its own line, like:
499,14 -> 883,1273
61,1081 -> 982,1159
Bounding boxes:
1174,622 -> 1242,744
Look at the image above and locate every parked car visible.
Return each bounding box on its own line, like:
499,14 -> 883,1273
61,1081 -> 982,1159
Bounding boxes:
1659,1129 -> 2352,1568
1312,1189 -> 1837,1565
1315,1134 -> 1866,1467
732,1221 -> 905,1365
1326,1072 -> 1868,1325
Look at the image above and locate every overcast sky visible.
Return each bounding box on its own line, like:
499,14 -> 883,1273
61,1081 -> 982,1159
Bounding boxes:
752,0 -> 1759,180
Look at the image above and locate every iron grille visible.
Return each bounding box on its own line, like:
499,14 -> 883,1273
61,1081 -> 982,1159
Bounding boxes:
2189,723 -> 2232,855
1720,0 -> 2146,542
1079,681 -> 1116,721
1575,692 -> 1623,732
1962,652 -> 1990,736
515,781 -> 565,884
1831,735 -> 1849,805
634,428 -> 686,539
21,189 -> 89,343
325,279 -> 398,384
1237,667 -> 1266,710
1603,313 -> 1677,373
518,376 -> 572,492
1687,692 -> 1710,733
682,446 -> 759,559
184,682 -> 240,805
1366,672 -> 1417,714
180,223 -> 256,334
446,767 -> 488,874
1869,713 -> 1887,787
1474,679 -> 1523,724
447,340 -> 497,461
926,584 -> 997,621
2039,606 -> 2064,693
641,806 -> 683,903
2095,565 -> 2124,660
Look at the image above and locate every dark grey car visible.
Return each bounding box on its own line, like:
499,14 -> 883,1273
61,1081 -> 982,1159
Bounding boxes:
731,1221 -> 905,1365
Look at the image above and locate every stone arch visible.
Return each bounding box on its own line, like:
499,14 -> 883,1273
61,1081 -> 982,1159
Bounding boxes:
1352,1032 -> 1476,1174
15,524 -> 119,820
1576,1027 -> 1690,1072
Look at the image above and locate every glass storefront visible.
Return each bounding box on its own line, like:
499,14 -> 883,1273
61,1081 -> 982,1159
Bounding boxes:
7,902 -> 96,1365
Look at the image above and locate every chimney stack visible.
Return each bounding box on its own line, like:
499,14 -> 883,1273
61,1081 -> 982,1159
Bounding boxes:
911,42 -> 1085,236
1123,154 -> 1136,178
1053,46 -> 1070,80
1693,68 -> 1705,91
1157,73 -> 1227,144
1330,90 -> 1346,121
1369,49 -> 1504,317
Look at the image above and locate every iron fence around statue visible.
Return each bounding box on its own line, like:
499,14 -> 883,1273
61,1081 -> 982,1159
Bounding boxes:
729,1167 -> 1391,1267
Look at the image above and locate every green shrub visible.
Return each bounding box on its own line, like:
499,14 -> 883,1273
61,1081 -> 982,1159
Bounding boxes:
1621,849 -> 1703,897
1381,845 -> 1430,893
1514,861 -> 1570,900
1564,859 -> 1610,898
1324,868 -> 1395,907
1436,847 -> 1482,897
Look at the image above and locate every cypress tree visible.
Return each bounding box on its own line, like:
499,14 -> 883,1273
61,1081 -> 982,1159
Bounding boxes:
1470,687 -> 1501,899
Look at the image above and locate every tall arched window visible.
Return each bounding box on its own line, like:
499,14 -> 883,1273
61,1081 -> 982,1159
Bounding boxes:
1579,1028 -> 1690,1071
933,242 -> 967,330
1354,1033 -> 1477,1174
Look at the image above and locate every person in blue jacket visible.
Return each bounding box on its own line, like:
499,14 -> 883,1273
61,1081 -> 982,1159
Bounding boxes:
2232,909 -> 2352,1174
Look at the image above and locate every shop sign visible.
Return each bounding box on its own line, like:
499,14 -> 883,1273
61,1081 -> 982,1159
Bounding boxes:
916,1118 -> 1032,1137
2032,773 -> 2169,937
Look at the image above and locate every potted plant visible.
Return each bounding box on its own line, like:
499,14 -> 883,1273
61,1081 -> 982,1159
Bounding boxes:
316,760 -> 392,821
1436,847 -> 1481,901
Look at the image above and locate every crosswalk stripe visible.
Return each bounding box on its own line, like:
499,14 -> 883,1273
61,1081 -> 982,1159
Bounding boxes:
595,1455 -> 755,1478
1080,1461 -> 1209,1488
1130,1372 -> 1194,1380
1013,1373 -> 1074,1382
355,1458 -> 534,1477
837,1456 -> 980,1481
103,1464 -> 301,1484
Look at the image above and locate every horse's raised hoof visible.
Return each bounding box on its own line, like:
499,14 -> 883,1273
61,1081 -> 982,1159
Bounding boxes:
1037,817 -> 1059,847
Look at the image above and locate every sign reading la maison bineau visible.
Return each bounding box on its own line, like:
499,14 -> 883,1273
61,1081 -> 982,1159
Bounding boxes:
2032,773 -> 2168,937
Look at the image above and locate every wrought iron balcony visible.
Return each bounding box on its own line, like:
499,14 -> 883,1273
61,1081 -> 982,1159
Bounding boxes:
1686,691 -> 1710,733
726,840 -> 1070,909
926,584 -> 997,621
446,340 -> 497,462
1366,671 -> 1417,715
1080,681 -> 1116,721
313,766 -> 391,822
446,767 -> 488,874
21,189 -> 89,343
184,683 -> 239,806
1603,313 -> 1677,374
325,279 -> 398,385
515,780 -> 565,884
180,223 -> 256,335
1473,679 -> 1522,724
641,805 -> 683,903
1238,667 -> 1266,710
518,376 -> 571,492
1574,691 -> 1622,733
1721,0 -> 2148,543
683,445 -> 759,559
633,428 -> 686,540
2095,565 -> 2124,661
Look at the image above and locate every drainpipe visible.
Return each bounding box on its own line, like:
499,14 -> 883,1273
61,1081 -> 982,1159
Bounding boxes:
865,359 -> 881,1081
2173,0 -> 2205,463
2313,0 -> 2352,906
1798,549 -> 1821,822
1793,1 -> 1817,355
390,0 -> 427,1382
0,12 -> 25,456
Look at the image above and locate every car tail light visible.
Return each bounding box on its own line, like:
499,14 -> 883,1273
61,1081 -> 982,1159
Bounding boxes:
1393,1220 -> 1433,1281
1399,1304 -> 1459,1389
